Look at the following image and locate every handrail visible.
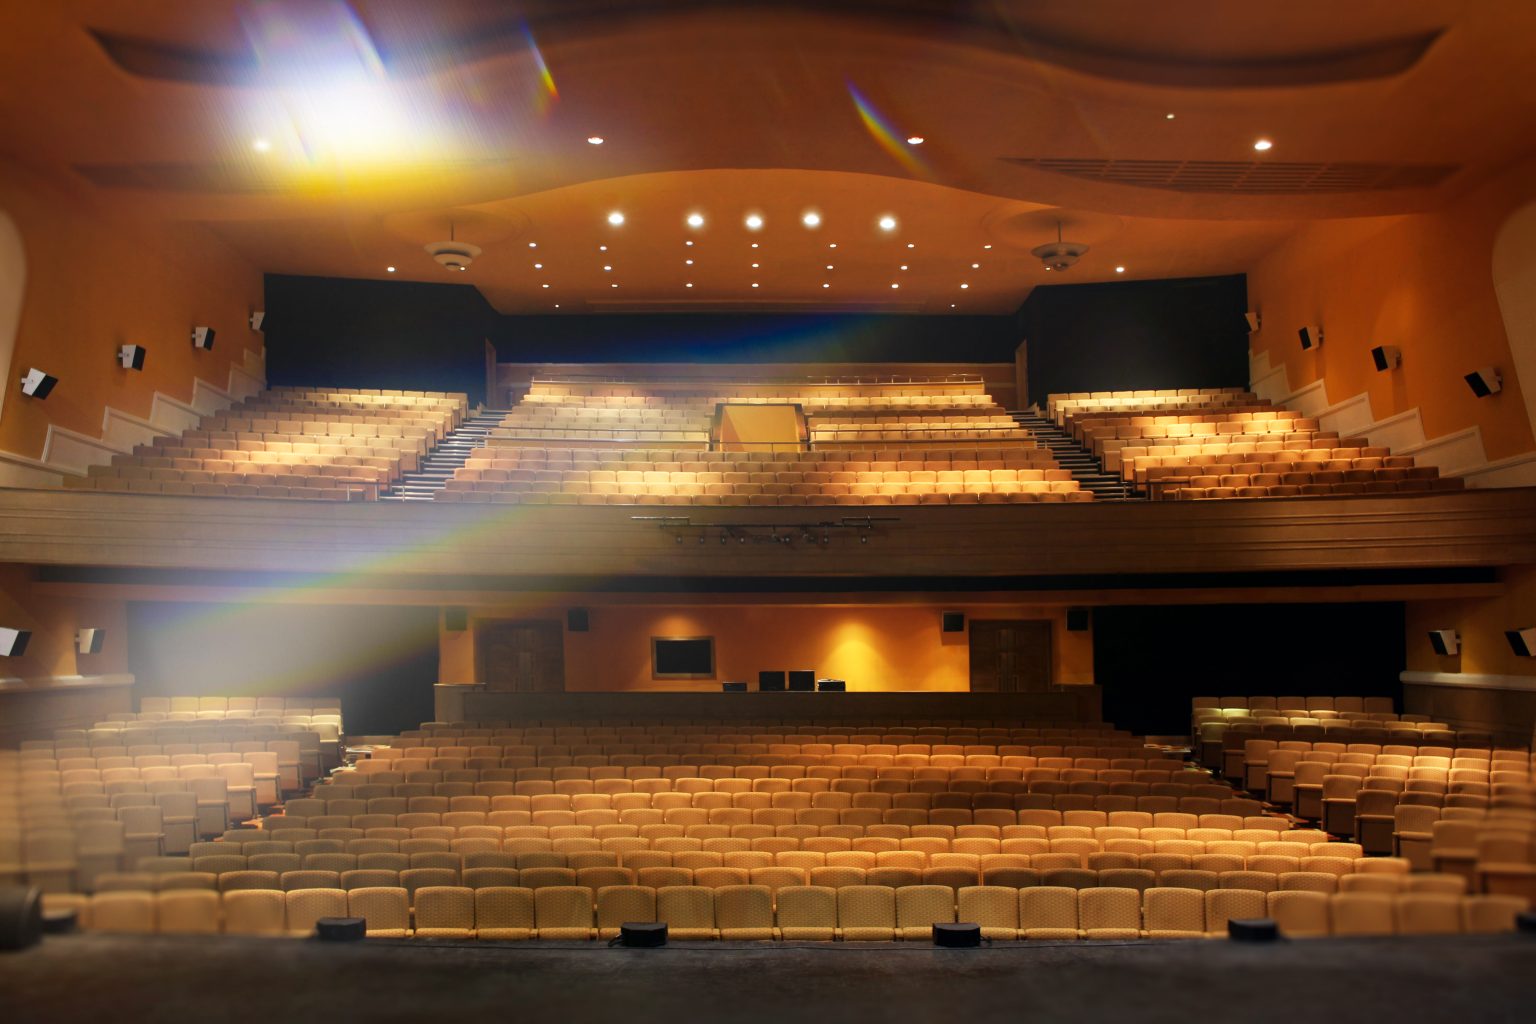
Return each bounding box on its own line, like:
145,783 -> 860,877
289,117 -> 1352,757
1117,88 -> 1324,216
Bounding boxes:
528,373 -> 987,387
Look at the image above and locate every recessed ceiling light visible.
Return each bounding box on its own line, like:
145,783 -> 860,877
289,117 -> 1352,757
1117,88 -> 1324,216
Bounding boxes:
252,138 -> 271,152
745,213 -> 764,230
528,242 -> 538,248
534,263 -> 543,269
1165,113 -> 1175,120
607,211 -> 625,225
685,240 -> 694,247
907,243 -> 916,249
685,259 -> 694,265
587,136 -> 604,145
1115,266 -> 1125,273
826,265 -> 834,270
828,243 -> 838,249
542,283 -> 550,288
603,265 -> 612,271
960,283 -> 969,289
611,283 -> 618,287
982,244 -> 991,250
385,266 -> 396,273
686,283 -> 694,288
950,303 -> 956,308
971,263 -> 980,269
1253,139 -> 1273,151
802,211 -> 822,228
823,283 -> 830,288
750,242 -> 759,248
554,304 -> 560,308
906,136 -> 924,145
599,245 -> 608,251
751,262 -> 760,268
687,213 -> 705,228
878,215 -> 897,232
899,265 -> 908,271
751,282 -> 759,288
890,282 -> 899,288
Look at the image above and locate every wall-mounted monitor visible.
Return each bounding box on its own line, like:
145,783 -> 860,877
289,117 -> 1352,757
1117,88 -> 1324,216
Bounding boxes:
652,636 -> 715,679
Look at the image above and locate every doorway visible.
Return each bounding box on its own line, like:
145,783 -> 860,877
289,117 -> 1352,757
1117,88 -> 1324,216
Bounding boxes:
968,620 -> 1052,692
476,620 -> 566,692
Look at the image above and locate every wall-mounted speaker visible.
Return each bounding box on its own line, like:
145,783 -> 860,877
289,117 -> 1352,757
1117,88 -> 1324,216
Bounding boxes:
117,345 -> 146,371
1466,367 -> 1502,398
75,628 -> 105,655
567,608 -> 589,632
941,611 -> 965,633
721,682 -> 747,692
816,678 -> 846,692
1507,628 -> 1536,658
787,670 -> 816,692
19,369 -> 57,399
249,311 -> 266,331
758,670 -> 786,692
191,326 -> 216,350
0,627 -> 32,657
1244,311 -> 1261,334
1298,325 -> 1323,351
1427,629 -> 1459,656
444,607 -> 468,632
1370,345 -> 1401,372
1066,608 -> 1091,632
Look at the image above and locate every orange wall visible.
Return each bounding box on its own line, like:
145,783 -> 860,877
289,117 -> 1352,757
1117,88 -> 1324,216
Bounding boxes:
1405,565 -> 1536,679
439,599 -> 1093,691
1248,155 -> 1536,461
0,565 -> 129,680
0,157 -> 264,464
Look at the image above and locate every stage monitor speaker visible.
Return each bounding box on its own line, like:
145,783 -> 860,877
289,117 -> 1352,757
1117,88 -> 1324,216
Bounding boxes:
249,311 -> 266,331
722,682 -> 747,692
787,670 -> 816,691
1298,325 -> 1323,350
0,886 -> 43,952
75,628 -> 105,655
567,608 -> 589,632
444,607 -> 468,632
1507,628 -> 1536,658
758,671 -> 786,692
933,922 -> 981,948
619,922 -> 668,947
117,344 -> 146,371
1466,367 -> 1502,398
816,678 -> 846,692
941,611 -> 965,633
1228,917 -> 1280,943
0,627 -> 32,657
1371,345 -> 1401,372
191,326 -> 216,350
1244,311 -> 1261,334
1427,629 -> 1460,657
19,369 -> 57,399
1066,608 -> 1091,632
314,917 -> 366,942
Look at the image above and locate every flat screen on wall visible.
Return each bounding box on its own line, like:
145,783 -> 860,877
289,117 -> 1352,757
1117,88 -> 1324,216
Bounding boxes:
652,636 -> 715,679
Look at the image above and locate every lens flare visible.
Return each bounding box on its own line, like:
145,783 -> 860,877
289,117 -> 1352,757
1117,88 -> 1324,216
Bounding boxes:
847,83 -> 929,178
522,21 -> 560,113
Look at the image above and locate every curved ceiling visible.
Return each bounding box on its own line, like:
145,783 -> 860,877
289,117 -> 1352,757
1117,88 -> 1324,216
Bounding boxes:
2,1 -> 1534,314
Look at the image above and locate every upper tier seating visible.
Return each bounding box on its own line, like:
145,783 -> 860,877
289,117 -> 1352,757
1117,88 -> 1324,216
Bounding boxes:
64,388 -> 469,500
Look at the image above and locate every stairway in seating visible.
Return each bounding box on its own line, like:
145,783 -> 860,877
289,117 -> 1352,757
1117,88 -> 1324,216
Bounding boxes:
380,409 -> 507,501
1012,411 -> 1142,501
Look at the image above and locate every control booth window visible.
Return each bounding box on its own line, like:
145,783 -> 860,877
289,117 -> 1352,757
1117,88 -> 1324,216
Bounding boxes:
652,636 -> 715,679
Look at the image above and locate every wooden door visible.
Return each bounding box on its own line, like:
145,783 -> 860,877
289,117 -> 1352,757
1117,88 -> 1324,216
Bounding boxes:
968,620 -> 1052,692
477,620 -> 565,692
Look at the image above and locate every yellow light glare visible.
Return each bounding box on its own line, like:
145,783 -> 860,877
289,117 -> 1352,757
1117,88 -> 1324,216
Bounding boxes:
587,136 -> 604,145
687,213 -> 705,228
1254,139 -> 1273,151
385,265 -> 395,272
878,215 -> 897,231
802,211 -> 822,228
745,214 -> 764,230
607,211 -> 625,225
253,138 -> 272,152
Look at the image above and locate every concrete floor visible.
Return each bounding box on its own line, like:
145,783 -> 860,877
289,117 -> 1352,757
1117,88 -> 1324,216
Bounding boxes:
5,933 -> 1535,1024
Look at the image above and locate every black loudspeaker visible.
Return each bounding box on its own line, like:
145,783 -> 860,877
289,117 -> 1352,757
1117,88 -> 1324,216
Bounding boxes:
75,628 -> 105,655
722,682 -> 747,692
619,922 -> 667,947
1298,325 -> 1322,350
1066,608 -> 1091,632
314,917 -> 367,942
1507,629 -> 1536,658
1466,367 -> 1502,398
1228,917 -> 1280,943
787,670 -> 816,692
933,922 -> 981,948
941,611 -> 965,633
444,607 -> 468,632
758,671 -> 786,692
567,608 -> 589,632
0,886 -> 44,951
1516,911 -> 1536,934
19,369 -> 57,399
0,628 -> 31,657
816,679 -> 846,692
1371,345 -> 1401,371
1427,630 -> 1460,656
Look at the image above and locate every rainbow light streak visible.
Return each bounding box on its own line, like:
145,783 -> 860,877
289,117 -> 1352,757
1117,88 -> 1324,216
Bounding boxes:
523,22 -> 559,113
847,83 -> 929,178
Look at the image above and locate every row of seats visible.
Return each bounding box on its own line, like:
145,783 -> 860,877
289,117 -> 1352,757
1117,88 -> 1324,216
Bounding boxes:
55,883 -> 1531,940
1047,388 -> 1256,424
1105,429 -> 1350,472
457,447 -> 1049,468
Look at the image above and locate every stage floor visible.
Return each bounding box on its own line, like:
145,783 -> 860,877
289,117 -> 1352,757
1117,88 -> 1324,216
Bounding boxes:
6,933 -> 1533,1024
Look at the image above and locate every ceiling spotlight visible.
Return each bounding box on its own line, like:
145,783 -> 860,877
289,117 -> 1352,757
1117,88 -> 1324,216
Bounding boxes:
802,211 -> 822,228
542,283 -> 550,288
534,263 -> 543,269
890,283 -> 899,289
252,138 -> 271,153
554,304 -> 560,308
1165,113 -> 1176,120
607,211 -> 625,225
750,242 -> 760,248
599,245 -> 608,251
983,244 -> 991,250
950,303 -> 956,308
686,282 -> 694,288
900,265 -> 908,271
960,283 -> 969,289
745,214 -> 764,230
906,136 -> 924,145
828,243 -> 838,249
685,259 -> 694,265
751,262 -> 760,268
612,283 -> 619,287
826,265 -> 834,270
587,136 -> 605,145
1115,266 -> 1125,273
878,215 -> 897,232
823,283 -> 830,288
687,213 -> 705,228
685,240 -> 693,246
751,282 -> 760,288
971,263 -> 980,269
604,265 -> 612,271
386,266 -> 395,273
1253,139 -> 1273,151
529,242 -> 538,248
